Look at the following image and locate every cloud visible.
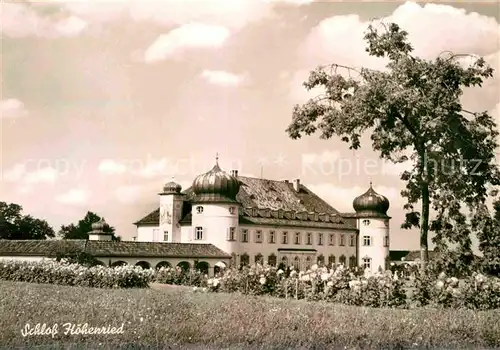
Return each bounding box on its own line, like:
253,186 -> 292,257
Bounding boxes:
132,157 -> 169,178
0,3 -> 87,38
0,99 -> 27,120
144,23 -> 230,63
200,70 -> 247,87
293,2 -> 500,106
55,188 -> 89,205
98,159 -> 127,175
2,164 -> 27,182
24,167 -> 59,184
65,0 -> 274,30
114,185 -> 143,203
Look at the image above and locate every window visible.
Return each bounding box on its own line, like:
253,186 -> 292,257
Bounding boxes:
241,229 -> 248,243
384,235 -> 389,247
196,206 -> 204,214
293,256 -> 300,270
328,233 -> 335,245
349,256 -> 356,268
240,253 -> 250,267
281,256 -> 288,266
231,253 -> 238,268
229,207 -> 236,215
328,255 -> 336,267
363,236 -> 371,246
339,234 -> 345,246
195,227 -> 203,240
362,257 -> 371,269
255,253 -> 263,264
269,231 -> 276,244
339,255 -> 346,265
363,219 -> 370,226
318,233 -> 324,245
349,235 -> 355,247
317,254 -> 325,265
255,230 -> 263,243
294,232 -> 301,245
268,254 -> 277,266
164,231 -> 169,242
306,232 -> 312,245
152,229 -> 160,242
227,227 -> 236,241
282,231 -> 288,244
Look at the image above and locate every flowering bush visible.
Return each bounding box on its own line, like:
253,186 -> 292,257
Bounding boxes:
0,259 -> 154,288
153,266 -> 206,287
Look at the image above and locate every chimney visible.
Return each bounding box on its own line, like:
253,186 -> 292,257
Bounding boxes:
294,179 -> 300,192
231,170 -> 239,177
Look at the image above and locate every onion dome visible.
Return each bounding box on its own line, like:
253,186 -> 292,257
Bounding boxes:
90,218 -> 110,234
192,156 -> 240,203
353,183 -> 390,218
162,178 -> 182,194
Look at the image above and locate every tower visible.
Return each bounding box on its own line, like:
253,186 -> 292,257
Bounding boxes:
88,219 -> 113,241
353,183 -> 390,272
159,178 -> 184,242
189,156 -> 240,256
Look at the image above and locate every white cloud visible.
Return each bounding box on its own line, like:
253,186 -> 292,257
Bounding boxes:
98,159 -> 127,175
0,99 -> 27,120
144,23 -> 230,63
200,70 -> 247,87
2,164 -> 26,182
24,167 -> 59,184
0,3 -> 87,38
132,157 -> 169,178
294,1 -> 500,108
115,185 -> 143,203
55,188 -> 89,205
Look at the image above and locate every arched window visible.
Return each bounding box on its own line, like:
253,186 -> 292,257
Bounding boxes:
255,253 -> 263,264
339,255 -> 346,265
281,256 -> 288,267
231,253 -> 238,268
293,256 -> 300,270
328,255 -> 336,268
196,206 -> 204,214
349,256 -> 356,268
240,253 -> 250,267
268,253 -> 277,266
317,254 -> 325,265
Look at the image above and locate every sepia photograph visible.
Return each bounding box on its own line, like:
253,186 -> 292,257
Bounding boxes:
1,0 -> 499,348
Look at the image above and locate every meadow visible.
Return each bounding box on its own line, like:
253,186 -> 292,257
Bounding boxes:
1,280 -> 500,349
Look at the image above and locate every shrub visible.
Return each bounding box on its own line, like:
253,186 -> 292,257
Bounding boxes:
0,259 -> 153,288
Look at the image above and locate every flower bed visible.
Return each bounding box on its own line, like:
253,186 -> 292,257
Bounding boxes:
0,259 -> 153,288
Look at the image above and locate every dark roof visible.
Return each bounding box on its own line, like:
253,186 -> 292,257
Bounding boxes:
136,176 -> 357,230
389,250 -> 439,262
0,239 -> 87,256
0,240 -> 230,259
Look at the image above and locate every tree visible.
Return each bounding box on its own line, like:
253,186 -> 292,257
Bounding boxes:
0,202 -> 55,240
59,211 -> 121,241
286,22 -> 500,266
471,199 -> 500,276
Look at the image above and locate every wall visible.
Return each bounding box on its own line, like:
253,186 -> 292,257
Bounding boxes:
0,256 -> 50,262
137,226 -> 160,242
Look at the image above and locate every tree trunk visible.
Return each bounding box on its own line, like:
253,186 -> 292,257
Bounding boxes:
420,149 -> 430,268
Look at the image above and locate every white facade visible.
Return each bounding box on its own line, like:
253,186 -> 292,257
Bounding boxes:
357,217 -> 390,272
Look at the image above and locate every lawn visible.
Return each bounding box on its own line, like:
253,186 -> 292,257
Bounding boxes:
1,281 -> 499,349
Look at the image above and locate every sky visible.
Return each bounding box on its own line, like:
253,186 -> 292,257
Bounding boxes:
1,0 -> 499,250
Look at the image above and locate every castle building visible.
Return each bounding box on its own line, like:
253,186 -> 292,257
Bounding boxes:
134,158 -> 391,273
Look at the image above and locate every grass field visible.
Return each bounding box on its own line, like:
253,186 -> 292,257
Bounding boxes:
1,281 -> 499,349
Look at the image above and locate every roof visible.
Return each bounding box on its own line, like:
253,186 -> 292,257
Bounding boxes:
0,240 -> 231,259
136,177 -> 357,230
389,250 -> 439,262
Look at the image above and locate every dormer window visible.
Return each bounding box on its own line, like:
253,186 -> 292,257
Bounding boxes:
196,206 -> 204,214
229,207 -> 236,215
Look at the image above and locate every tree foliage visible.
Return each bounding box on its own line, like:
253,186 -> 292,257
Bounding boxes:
286,22 -> 500,264
58,211 -> 121,241
0,202 -> 55,240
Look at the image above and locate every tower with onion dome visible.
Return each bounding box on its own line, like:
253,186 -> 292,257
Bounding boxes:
88,219 -> 113,241
353,183 -> 391,272
159,177 -> 184,242
188,155 -> 241,254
